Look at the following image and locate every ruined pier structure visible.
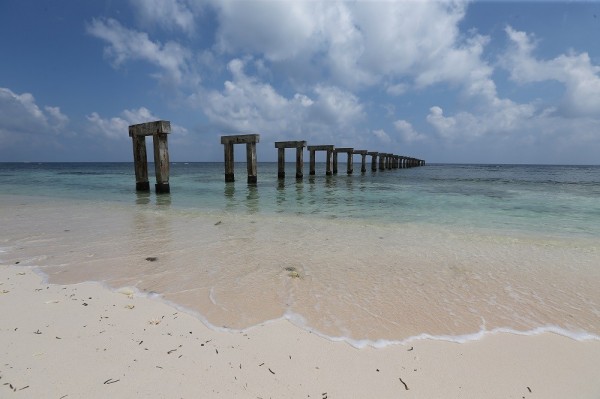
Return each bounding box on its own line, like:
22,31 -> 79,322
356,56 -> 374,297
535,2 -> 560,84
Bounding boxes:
219,134 -> 424,182
128,122 -> 424,190
129,120 -> 171,193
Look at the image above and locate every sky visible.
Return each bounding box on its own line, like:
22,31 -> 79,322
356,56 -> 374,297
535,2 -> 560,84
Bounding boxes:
1,0 -> 600,164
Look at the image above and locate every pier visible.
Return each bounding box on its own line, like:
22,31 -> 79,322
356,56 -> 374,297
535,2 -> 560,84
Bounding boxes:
128,120 -> 425,193
307,145 -> 335,176
333,148 -> 354,175
353,150 -> 368,173
274,141 -> 307,179
129,120 -> 171,193
221,134 -> 260,183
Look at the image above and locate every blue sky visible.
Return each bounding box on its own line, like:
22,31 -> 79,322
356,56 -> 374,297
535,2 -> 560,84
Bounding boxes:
1,0 -> 600,164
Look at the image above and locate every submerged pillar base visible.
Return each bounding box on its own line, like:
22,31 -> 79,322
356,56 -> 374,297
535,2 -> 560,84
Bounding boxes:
247,176 -> 257,184
155,182 -> 170,193
296,172 -> 303,179
278,172 -> 285,179
136,181 -> 150,191
225,173 -> 235,183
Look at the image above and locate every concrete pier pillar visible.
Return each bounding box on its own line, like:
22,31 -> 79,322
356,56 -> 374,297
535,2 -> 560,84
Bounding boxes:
277,148 -> 285,179
307,145 -> 335,176
274,141 -> 307,179
334,148 -> 354,175
368,152 -> 378,172
332,150 -> 339,175
153,133 -> 170,193
379,153 -> 386,170
129,120 -> 171,193
220,134 -> 260,184
353,150 -> 367,173
246,141 -> 258,184
131,134 -> 149,191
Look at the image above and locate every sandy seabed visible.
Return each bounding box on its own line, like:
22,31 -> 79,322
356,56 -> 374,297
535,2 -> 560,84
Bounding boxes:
1,264 -> 600,399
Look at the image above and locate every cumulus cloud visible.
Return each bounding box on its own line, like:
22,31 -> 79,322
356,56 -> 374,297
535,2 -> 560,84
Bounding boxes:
0,87 -> 70,146
130,0 -> 195,34
394,120 -> 427,143
371,129 -> 391,144
86,18 -> 193,85
192,58 -> 364,141
87,107 -> 187,140
502,25 -> 600,117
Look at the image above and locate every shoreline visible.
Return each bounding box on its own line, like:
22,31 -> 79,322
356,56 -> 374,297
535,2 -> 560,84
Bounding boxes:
2,264 -> 600,398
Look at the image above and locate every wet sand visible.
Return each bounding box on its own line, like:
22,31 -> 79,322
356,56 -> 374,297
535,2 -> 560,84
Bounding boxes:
2,264 -> 600,399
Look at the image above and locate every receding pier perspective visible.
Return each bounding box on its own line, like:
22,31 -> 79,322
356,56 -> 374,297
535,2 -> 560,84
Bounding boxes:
128,122 -> 425,190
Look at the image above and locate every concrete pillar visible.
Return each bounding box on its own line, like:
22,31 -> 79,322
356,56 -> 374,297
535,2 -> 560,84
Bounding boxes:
379,153 -> 386,170
131,134 -> 149,191
368,152 -> 378,172
332,150 -> 338,175
153,133 -> 170,193
277,147 -> 285,179
326,148 -> 333,176
309,149 -> 316,175
224,143 -> 235,182
246,142 -> 258,184
129,120 -> 171,194
220,134 -> 260,183
296,146 -> 304,179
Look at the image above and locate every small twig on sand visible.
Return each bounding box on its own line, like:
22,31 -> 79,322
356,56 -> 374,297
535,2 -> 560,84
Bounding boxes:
399,377 -> 409,390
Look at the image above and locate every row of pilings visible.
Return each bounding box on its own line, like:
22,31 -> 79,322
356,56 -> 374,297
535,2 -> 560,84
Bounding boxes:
129,121 -> 425,192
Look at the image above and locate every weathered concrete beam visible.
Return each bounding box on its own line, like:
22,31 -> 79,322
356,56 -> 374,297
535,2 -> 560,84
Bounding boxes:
220,134 -> 260,145
129,120 -> 171,137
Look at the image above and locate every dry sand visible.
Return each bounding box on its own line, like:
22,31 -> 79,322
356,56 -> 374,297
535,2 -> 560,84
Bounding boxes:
1,264 -> 599,398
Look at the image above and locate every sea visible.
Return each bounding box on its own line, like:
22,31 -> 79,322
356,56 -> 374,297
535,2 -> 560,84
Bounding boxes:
1,162 -> 599,347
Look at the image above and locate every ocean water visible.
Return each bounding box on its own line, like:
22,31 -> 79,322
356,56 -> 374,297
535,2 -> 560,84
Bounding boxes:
1,162 -> 599,346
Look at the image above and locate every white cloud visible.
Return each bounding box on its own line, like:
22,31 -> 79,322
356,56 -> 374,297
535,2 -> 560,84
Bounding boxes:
502,26 -> 600,117
192,58 -> 364,142
0,87 -> 70,146
86,107 -> 187,140
371,129 -> 391,144
86,18 -> 193,85
130,0 -> 195,34
393,120 -> 427,143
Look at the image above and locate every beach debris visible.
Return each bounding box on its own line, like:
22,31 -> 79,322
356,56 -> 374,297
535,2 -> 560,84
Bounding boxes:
407,346 -> 414,351
103,378 -> 120,385
268,368 -> 275,375
527,387 -> 532,393
124,304 -> 135,309
399,377 -> 409,390
17,272 -> 25,275
1,290 -> 9,294
33,329 -> 42,335
214,221 -> 222,226
284,266 -> 303,279
44,300 -> 60,304
148,318 -> 162,325
145,257 -> 158,262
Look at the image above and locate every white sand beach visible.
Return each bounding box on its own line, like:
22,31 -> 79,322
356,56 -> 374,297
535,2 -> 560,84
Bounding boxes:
2,264 -> 599,399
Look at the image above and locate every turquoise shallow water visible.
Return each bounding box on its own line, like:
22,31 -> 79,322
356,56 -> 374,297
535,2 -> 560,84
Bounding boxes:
1,162 -> 599,237
1,162 -> 600,344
